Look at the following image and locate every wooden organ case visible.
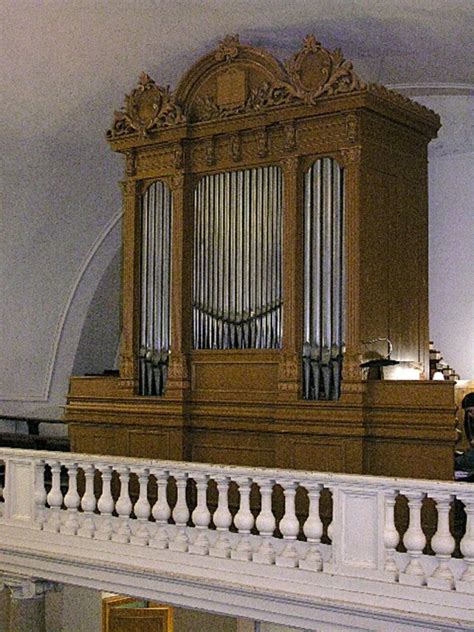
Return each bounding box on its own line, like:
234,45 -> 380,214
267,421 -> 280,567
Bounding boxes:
66,35 -> 456,479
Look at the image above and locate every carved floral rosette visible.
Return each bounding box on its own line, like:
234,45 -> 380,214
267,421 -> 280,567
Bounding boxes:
107,72 -> 186,139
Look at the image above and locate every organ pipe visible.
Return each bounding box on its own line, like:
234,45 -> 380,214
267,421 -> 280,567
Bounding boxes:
193,166 -> 283,350
139,180 -> 172,396
303,158 -> 344,400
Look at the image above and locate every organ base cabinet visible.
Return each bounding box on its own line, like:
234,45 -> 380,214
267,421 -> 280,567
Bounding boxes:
65,35 -> 456,481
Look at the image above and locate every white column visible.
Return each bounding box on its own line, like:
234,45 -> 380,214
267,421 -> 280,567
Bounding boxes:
150,469 -> 171,549
190,474 -> 211,555
61,462 -> 80,536
457,496 -> 474,594
112,466 -> 132,543
383,488 -> 400,580
95,465 -> 115,541
232,477 -> 254,561
169,472 -> 190,552
78,464 -> 96,538
276,480 -> 300,568
210,475 -> 233,559
45,460 -> 63,533
131,467 -> 151,546
399,491 -> 427,586
428,493 -> 455,589
254,479 -> 276,564
300,483 -> 323,571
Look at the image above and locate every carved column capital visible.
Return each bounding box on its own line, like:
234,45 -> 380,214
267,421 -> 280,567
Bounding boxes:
119,178 -> 138,199
280,155 -> 299,173
125,150 -> 136,177
169,172 -> 185,191
0,575 -> 62,600
340,145 -> 362,166
283,120 -> 297,152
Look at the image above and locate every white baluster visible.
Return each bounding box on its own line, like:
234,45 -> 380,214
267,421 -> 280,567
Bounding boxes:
426,493 -> 455,589
61,462 -> 80,535
112,466 -> 132,543
399,491 -> 427,586
231,477 -> 254,561
78,464 -> 96,538
276,480 -> 300,568
383,489 -> 400,580
253,479 -> 276,564
34,459 -> 47,530
190,474 -> 211,555
300,483 -> 323,571
45,461 -> 63,533
131,468 -> 151,546
169,472 -> 190,552
458,497 -> 474,593
150,470 -> 171,549
209,476 -> 232,559
95,465 -> 114,541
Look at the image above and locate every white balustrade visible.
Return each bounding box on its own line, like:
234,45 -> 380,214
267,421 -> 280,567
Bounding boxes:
61,462 -> 80,536
399,491 -> 427,585
169,472 -> 190,551
189,474 -> 211,555
33,459 -> 47,529
232,477 -> 254,561
209,475 -> 232,558
427,493 -> 455,589
382,488 -> 399,579
1,446 -> 474,600
131,467 -> 151,546
300,483 -> 323,571
45,460 -> 63,533
78,463 -> 96,538
113,466 -> 132,543
95,465 -> 115,541
459,497 -> 474,592
276,480 -> 300,567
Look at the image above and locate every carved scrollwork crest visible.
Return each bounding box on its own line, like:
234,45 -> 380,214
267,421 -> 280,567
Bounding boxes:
215,34 -> 241,63
283,35 -> 365,104
107,72 -> 186,140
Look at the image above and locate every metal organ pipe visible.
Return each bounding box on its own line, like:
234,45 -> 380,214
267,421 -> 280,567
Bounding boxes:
193,166 -> 283,350
139,180 -> 172,396
303,158 -> 344,400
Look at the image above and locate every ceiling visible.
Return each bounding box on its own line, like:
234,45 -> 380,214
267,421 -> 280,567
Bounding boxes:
1,0 -> 473,142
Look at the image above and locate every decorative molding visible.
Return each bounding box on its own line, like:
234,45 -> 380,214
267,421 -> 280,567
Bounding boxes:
230,133 -> 242,162
283,121 -> 297,152
366,83 -> 440,127
204,137 -> 216,166
107,72 -> 186,140
256,128 -> 269,158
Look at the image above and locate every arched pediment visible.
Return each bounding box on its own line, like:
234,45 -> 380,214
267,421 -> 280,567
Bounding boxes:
174,34 -> 288,122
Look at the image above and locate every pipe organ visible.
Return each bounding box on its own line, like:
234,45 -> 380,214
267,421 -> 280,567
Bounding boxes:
66,35 -> 456,481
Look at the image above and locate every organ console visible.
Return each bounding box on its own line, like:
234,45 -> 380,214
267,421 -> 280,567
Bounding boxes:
65,34 -> 456,479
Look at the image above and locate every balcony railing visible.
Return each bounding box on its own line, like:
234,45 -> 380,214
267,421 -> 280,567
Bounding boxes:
0,447 -> 473,630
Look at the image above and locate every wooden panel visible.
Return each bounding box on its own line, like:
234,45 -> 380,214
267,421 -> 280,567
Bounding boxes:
69,424 -> 120,456
364,440 -> 453,480
190,431 -> 274,467
127,430 -> 171,459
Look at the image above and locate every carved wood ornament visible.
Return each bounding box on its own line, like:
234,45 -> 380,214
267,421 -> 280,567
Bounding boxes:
107,72 -> 185,140
107,34 -> 439,141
